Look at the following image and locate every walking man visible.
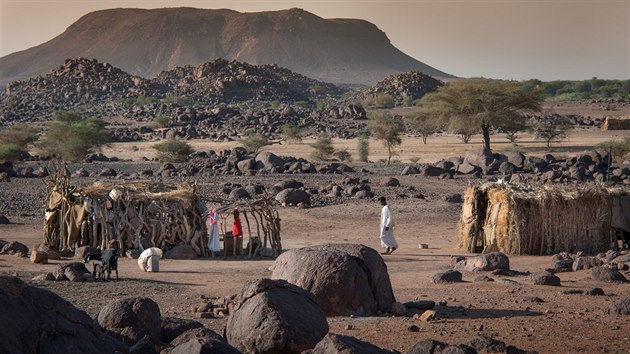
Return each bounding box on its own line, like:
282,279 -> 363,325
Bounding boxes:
378,196 -> 398,255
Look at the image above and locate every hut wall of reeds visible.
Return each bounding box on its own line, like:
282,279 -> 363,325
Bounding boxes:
602,116 -> 630,130
43,162 -> 283,258
458,183 -> 630,255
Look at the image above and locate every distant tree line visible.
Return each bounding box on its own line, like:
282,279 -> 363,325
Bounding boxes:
521,78 -> 630,101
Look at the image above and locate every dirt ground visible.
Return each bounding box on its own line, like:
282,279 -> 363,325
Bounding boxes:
1,125 -> 630,353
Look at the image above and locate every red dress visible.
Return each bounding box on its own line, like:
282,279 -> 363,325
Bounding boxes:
232,208 -> 243,237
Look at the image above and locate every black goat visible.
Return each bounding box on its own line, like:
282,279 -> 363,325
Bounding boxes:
83,249 -> 119,280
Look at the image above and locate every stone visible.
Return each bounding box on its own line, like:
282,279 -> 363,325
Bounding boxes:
164,327 -> 240,354
419,310 -> 437,322
254,151 -> 285,172
0,215 -> 10,224
381,177 -> 400,187
225,278 -> 328,353
531,271 -> 561,286
75,245 -> 100,260
401,166 -> 421,175
304,333 -> 397,354
274,179 -> 304,189
474,275 -> 494,282
30,249 -> 48,264
432,270 -> 462,283
0,241 -> 29,257
421,165 -> 445,177
228,187 -> 251,200
236,158 -> 255,172
270,243 -> 396,316
444,193 -> 463,203
0,276 -> 124,353
584,288 -> 605,296
165,245 -> 198,260
98,297 -> 161,346
551,252 -> 574,272
403,301 -> 436,311
98,168 -> 117,177
456,160 -> 481,175
32,272 -> 55,281
607,298 -> 630,315
465,148 -> 495,168
572,256 -> 603,271
407,325 -> 420,332
129,335 -> 158,354
390,301 -> 407,316
452,252 -> 510,272
275,188 -> 311,205
591,266 -> 628,282
35,243 -> 61,259
161,317 -> 204,344
499,161 -> 518,174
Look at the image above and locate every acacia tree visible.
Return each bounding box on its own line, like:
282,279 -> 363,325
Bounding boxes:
421,78 -> 544,150
533,112 -> 572,150
407,110 -> 438,144
367,112 -> 405,164
39,111 -> 110,161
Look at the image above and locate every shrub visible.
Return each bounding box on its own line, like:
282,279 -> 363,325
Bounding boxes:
270,101 -> 282,110
316,100 -> 327,111
293,101 -> 309,108
310,135 -> 335,161
357,135 -> 369,162
135,95 -> 157,105
333,149 -> 352,162
161,95 -> 192,106
597,137 -> 630,163
153,139 -> 194,162
240,132 -> 271,153
39,111 -> 110,161
0,124 -> 38,148
533,113 -> 572,150
0,144 -> 29,162
402,96 -> 414,107
154,115 -> 171,128
281,123 -> 302,143
367,112 -> 404,164
374,94 -> 396,108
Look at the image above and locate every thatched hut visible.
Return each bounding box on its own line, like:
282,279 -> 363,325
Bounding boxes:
602,116 -> 630,130
458,182 -> 630,255
43,163 -> 283,258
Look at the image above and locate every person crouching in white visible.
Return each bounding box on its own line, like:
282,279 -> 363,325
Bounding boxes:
378,196 -> 398,255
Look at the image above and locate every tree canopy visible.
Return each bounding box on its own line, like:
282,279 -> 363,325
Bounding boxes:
421,78 -> 544,150
39,111 -> 110,161
367,112 -> 405,164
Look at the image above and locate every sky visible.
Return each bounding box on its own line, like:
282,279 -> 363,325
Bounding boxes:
1,0 -> 628,81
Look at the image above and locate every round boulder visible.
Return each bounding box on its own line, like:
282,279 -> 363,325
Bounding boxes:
304,333 -> 397,354
270,243 -> 396,316
226,278 -> 328,354
591,266 -> 628,282
165,245 -> 198,260
531,271 -> 561,286
98,297 -> 161,346
275,188 -> 311,206
164,327 -> 240,354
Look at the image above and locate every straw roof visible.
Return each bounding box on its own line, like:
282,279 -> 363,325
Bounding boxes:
79,181 -> 197,206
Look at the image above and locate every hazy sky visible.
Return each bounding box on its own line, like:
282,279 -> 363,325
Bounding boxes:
1,0 -> 628,80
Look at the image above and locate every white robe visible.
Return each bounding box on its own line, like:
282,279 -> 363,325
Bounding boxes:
380,204 -> 398,249
207,209 -> 221,252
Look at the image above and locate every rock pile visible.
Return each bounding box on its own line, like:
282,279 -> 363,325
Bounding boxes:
402,148 -> 630,185
551,250 -> 630,272
364,71 -> 443,104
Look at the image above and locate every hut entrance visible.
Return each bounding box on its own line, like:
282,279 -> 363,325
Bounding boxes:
43,161 -> 282,258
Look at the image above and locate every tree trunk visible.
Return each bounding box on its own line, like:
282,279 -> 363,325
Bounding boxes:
387,144 -> 392,165
482,124 -> 491,150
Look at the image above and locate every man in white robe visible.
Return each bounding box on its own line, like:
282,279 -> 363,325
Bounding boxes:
379,197 -> 398,255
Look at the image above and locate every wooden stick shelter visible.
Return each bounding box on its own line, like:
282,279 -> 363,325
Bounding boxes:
43,161 -> 283,258
458,182 -> 630,255
602,116 -> 630,130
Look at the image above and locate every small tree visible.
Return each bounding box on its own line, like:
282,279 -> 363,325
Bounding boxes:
367,112 -> 405,164
281,123 -> 302,143
153,139 -> 194,162
310,135 -> 335,161
39,111 -> 110,161
533,112 -> 572,150
503,117 -> 527,144
407,110 -> 437,144
240,132 -> 271,154
154,115 -> 171,128
357,134 -> 369,162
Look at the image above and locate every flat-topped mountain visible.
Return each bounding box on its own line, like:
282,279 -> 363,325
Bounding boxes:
0,7 -> 453,86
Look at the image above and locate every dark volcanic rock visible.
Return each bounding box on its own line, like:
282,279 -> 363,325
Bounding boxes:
451,252 -> 510,272
304,333 -> 397,354
270,243 -> 396,316
225,278 -> 328,354
164,327 -> 240,354
531,271 -> 561,286
275,188 -> 311,205
161,317 -> 204,344
432,270 -> 463,284
0,276 -> 123,354
591,266 -> 628,282
98,297 -> 162,346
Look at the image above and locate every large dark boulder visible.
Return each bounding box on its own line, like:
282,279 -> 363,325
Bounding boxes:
275,188 -> 311,205
304,333 -> 397,354
164,327 -> 240,354
407,339 -> 475,354
270,243 -> 396,316
531,271 -> 561,286
161,317 -> 204,344
0,276 -> 124,354
432,270 -> 463,284
606,298 -> 630,315
225,278 -> 328,354
98,297 -> 161,346
254,151 -> 285,172
0,241 -> 29,257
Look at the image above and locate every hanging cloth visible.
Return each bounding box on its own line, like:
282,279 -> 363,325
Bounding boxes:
207,208 -> 221,252
232,208 -> 243,237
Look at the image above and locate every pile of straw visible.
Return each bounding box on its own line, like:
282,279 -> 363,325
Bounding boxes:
458,182 -> 630,255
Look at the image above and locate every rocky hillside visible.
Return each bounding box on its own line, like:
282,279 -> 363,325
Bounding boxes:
0,7 -> 453,86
